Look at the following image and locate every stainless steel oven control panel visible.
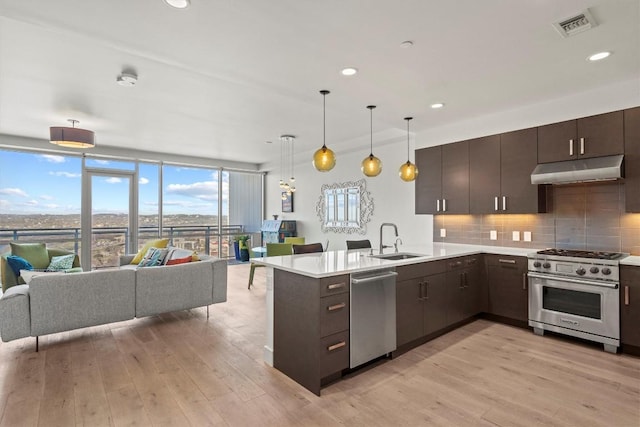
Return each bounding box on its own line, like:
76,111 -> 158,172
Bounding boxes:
527,257 -> 620,281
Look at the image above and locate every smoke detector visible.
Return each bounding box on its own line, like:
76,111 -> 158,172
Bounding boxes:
117,72 -> 138,87
553,9 -> 598,38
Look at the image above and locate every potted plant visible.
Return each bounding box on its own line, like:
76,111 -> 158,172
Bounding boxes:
234,235 -> 251,262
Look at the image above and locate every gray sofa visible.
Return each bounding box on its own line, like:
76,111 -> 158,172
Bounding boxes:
0,255 -> 227,348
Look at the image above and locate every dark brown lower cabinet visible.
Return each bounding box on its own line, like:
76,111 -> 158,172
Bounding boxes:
447,256 -> 484,324
485,255 -> 528,322
273,270 -> 350,396
620,265 -> 640,350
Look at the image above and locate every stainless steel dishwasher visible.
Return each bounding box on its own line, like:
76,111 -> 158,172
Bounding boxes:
350,268 -> 397,368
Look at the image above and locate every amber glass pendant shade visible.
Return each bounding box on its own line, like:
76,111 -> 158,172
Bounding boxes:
362,154 -> 383,177
313,90 -> 336,172
399,116 -> 418,182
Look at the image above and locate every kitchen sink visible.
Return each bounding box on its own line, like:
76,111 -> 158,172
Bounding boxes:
371,252 -> 425,260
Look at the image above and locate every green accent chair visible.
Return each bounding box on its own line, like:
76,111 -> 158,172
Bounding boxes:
1,245 -> 81,292
248,243 -> 292,289
284,237 -> 305,245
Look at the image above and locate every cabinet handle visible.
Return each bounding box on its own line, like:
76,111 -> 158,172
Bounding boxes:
494,196 -> 499,211
327,341 -> 346,352
327,282 -> 346,290
424,281 -> 429,300
442,199 -> 447,212
569,139 -> 574,156
522,273 -> 527,290
580,137 -> 585,155
460,272 -> 465,289
327,302 -> 346,311
436,199 -> 440,212
625,285 -> 630,306
502,196 -> 507,211
498,259 -> 516,264
464,272 -> 468,289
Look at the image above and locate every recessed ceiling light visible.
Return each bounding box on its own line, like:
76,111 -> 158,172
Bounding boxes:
164,0 -> 190,9
117,72 -> 138,87
588,51 -> 611,61
400,40 -> 414,48
431,103 -> 444,109
341,67 -> 358,76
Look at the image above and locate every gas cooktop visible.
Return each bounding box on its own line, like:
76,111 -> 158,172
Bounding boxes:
535,249 -> 627,260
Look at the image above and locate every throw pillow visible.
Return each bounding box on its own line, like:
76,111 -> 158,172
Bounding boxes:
165,256 -> 192,266
130,238 -> 169,264
46,254 -> 75,272
163,247 -> 196,264
10,242 -> 49,269
138,247 -> 169,267
6,255 -> 33,276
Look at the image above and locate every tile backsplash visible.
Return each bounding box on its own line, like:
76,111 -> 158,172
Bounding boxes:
433,181 -> 640,255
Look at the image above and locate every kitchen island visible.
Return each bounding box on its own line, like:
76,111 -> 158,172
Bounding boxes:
254,243 -> 535,395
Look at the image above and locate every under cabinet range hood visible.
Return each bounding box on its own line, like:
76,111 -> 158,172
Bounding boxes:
530,154 -> 624,185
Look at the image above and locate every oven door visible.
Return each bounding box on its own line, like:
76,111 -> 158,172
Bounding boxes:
528,272 -> 619,340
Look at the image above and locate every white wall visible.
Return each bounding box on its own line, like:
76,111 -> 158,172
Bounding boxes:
265,78 -> 639,249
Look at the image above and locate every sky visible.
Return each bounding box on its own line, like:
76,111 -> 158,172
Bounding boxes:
0,151 -> 229,216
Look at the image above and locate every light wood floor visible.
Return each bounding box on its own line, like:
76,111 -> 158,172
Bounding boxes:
0,264 -> 638,426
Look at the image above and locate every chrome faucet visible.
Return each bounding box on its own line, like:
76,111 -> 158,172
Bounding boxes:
379,222 -> 399,254
394,237 -> 403,253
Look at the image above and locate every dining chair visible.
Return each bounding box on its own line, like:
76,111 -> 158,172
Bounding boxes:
346,239 -> 372,250
292,243 -> 324,254
284,237 -> 305,245
248,243 -> 293,289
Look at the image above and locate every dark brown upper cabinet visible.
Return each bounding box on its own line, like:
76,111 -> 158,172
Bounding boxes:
625,107 -> 640,212
415,141 -> 469,214
470,128 -> 550,214
537,110 -> 624,163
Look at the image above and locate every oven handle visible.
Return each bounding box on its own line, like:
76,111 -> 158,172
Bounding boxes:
527,272 -> 619,289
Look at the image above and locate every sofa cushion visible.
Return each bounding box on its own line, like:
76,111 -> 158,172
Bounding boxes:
10,242 -> 49,269
165,255 -> 192,265
164,247 -> 196,265
131,238 -> 169,264
46,254 -> 75,271
138,247 -> 169,267
6,255 -> 33,276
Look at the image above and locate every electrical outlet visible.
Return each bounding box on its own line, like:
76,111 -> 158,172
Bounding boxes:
524,231 -> 532,242
512,231 -> 520,241
440,228 -> 446,238
490,230 -> 498,240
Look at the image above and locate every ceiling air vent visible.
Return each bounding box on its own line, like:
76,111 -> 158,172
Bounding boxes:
553,9 -> 598,38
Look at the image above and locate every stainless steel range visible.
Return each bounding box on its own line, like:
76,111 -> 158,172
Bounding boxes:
527,249 -> 628,353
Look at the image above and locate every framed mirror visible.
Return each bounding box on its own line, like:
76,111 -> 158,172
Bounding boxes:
316,179 -> 374,234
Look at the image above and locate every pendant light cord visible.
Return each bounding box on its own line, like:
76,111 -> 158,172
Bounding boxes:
367,105 -> 376,156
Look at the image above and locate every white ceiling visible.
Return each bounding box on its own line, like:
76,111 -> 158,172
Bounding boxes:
0,0 -> 638,168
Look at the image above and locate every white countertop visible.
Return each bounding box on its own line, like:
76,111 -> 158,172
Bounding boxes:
253,243 -> 539,278
621,255 -> 640,266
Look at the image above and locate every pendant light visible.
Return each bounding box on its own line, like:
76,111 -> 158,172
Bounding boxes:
361,105 -> 382,177
312,90 -> 336,172
279,135 -> 296,198
399,117 -> 419,182
49,119 -> 95,148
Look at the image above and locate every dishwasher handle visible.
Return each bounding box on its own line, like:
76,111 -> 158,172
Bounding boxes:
351,271 -> 398,284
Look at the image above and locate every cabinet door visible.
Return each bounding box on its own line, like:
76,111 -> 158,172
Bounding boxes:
486,256 -> 528,322
396,278 -> 425,347
537,119 -> 577,163
500,128 -> 547,213
469,135 -> 501,214
624,107 -> 640,212
442,141 -> 469,214
620,266 -> 640,347
423,272 -> 448,336
577,110 -> 624,159
415,146 -> 442,214
463,257 -> 484,318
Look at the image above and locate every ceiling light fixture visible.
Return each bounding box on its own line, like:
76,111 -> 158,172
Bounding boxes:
361,105 -> 382,177
313,90 -> 336,172
588,51 -> 611,61
50,119 -> 95,148
341,67 -> 358,76
117,72 -> 138,87
431,103 -> 444,109
279,135 -> 296,198
400,40 -> 414,48
164,0 -> 190,9
399,117 -> 418,182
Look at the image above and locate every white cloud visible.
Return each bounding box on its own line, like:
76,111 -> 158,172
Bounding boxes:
161,200 -> 214,208
139,177 -> 150,185
44,203 -> 60,209
22,199 -> 39,206
93,159 -> 110,165
166,181 -> 218,200
49,171 -> 81,178
40,195 -> 54,200
0,199 -> 9,208
0,187 -> 28,197
105,177 -> 122,184
40,154 -> 65,163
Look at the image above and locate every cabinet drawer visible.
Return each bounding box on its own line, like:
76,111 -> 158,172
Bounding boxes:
484,254 -> 527,269
320,330 -> 349,377
320,293 -> 349,337
320,275 -> 349,297
396,260 -> 447,281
